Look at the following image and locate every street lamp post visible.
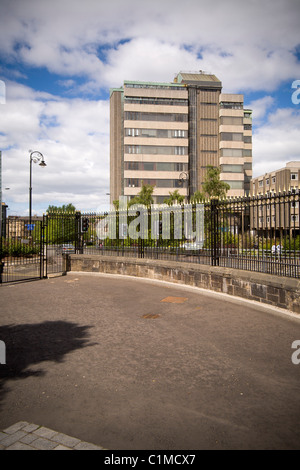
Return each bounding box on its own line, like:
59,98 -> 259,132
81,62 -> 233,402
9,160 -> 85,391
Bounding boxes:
29,150 -> 47,226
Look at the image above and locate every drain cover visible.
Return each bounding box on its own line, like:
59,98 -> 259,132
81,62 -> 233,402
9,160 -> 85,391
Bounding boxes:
142,314 -> 160,319
160,296 -> 188,304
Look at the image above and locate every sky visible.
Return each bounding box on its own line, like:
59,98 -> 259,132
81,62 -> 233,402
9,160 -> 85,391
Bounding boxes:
0,0 -> 300,216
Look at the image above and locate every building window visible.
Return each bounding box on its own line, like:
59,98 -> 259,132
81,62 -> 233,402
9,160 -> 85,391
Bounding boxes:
124,111 -> 188,122
266,178 -> 269,186
220,116 -> 243,125
125,145 -> 188,155
220,148 -> 243,157
291,173 -> 298,181
125,128 -> 187,138
223,181 -> 244,189
259,180 -> 263,187
272,176 -> 276,184
124,97 -> 188,106
243,136 -> 252,143
220,102 -> 243,109
220,164 -> 243,173
220,132 -> 243,141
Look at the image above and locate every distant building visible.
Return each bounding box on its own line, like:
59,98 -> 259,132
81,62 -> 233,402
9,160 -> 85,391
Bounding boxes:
110,71 -> 252,205
250,162 -> 300,236
251,161 -> 300,196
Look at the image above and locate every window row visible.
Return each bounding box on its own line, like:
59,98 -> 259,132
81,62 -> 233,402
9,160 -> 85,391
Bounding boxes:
125,162 -> 188,172
124,111 -> 188,122
125,145 -> 188,155
125,179 -> 184,188
222,181 -> 244,189
125,128 -> 188,138
124,97 -> 188,106
220,102 -> 243,110
220,132 -> 252,143
220,116 -> 243,125
220,148 -> 252,157
220,164 -> 244,173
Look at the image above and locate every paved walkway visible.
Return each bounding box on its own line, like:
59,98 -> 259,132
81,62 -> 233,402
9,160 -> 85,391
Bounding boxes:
0,421 -> 105,450
1,272 -> 300,450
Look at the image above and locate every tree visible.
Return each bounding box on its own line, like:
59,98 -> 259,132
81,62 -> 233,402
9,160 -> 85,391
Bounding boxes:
190,190 -> 205,204
47,203 -> 76,213
128,182 -> 154,207
164,189 -> 184,206
202,166 -> 230,199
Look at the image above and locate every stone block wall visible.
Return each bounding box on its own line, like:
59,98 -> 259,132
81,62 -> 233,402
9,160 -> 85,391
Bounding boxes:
66,254 -> 300,314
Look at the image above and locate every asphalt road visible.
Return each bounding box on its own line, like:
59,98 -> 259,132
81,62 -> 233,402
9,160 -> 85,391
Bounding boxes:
0,272 -> 300,450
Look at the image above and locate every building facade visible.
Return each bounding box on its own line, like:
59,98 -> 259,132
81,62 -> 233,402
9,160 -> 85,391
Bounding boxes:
110,72 -> 252,205
250,161 -> 300,236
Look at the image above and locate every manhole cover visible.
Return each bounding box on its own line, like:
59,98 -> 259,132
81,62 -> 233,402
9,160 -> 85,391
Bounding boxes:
142,314 -> 161,319
160,296 -> 188,304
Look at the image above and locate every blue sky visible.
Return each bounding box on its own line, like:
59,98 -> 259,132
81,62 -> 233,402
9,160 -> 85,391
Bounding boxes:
0,0 -> 300,216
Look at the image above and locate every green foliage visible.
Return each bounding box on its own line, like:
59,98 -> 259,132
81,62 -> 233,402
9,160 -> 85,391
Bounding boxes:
47,203 -> 76,214
202,166 -> 230,199
1,239 -> 40,257
46,216 -> 77,244
164,190 -> 184,206
128,182 -> 154,207
190,191 -> 205,204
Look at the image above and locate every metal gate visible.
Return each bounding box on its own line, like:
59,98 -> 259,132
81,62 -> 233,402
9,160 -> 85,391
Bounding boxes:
0,213 -> 79,284
0,217 -> 44,283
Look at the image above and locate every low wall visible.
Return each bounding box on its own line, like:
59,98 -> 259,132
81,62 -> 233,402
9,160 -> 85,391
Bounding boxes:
66,254 -> 300,314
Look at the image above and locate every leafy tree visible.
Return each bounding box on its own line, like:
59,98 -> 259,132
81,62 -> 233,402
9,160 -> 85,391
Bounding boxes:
190,190 -> 205,204
202,166 -> 230,199
47,203 -> 76,213
128,182 -> 154,207
164,189 -> 184,206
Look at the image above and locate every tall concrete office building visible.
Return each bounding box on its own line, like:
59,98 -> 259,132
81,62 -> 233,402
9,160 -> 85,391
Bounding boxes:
110,71 -> 252,205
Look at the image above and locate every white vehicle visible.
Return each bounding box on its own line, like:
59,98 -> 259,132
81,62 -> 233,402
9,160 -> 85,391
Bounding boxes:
182,241 -> 204,251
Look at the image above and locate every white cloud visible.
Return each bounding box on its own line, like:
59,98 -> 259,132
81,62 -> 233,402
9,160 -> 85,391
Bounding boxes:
1,0 -> 300,92
1,81 -> 110,215
252,108 -> 300,177
247,96 -> 275,121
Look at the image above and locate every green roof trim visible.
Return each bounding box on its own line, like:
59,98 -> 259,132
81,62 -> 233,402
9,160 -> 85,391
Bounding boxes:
124,80 -> 185,88
109,87 -> 124,97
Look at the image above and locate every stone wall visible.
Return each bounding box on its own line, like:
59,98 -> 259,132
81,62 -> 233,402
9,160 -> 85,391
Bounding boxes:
66,254 -> 300,314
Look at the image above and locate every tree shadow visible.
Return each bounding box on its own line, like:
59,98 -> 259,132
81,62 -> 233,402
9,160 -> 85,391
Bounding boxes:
0,321 -> 96,410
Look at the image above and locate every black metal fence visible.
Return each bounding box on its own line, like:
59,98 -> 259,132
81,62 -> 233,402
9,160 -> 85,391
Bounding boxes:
1,192 -> 299,283
79,192 -> 300,279
0,217 -> 44,283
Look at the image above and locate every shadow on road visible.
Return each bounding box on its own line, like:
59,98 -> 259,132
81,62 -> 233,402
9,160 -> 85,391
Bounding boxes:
0,321 -> 96,409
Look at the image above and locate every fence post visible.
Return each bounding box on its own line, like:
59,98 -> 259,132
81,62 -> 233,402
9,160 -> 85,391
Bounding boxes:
75,211 -> 82,254
41,215 -> 47,278
211,198 -> 219,266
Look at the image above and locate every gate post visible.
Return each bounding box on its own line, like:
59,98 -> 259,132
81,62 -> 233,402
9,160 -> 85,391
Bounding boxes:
211,198 -> 219,266
41,214 -> 47,278
75,211 -> 82,254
